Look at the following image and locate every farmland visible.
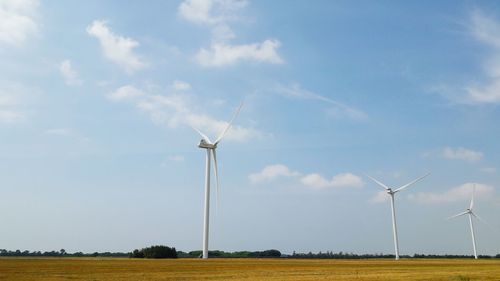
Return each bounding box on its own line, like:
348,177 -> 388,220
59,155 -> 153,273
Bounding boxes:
0,258 -> 499,280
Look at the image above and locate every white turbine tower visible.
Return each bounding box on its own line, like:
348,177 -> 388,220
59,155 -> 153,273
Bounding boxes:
191,103 -> 243,259
447,184 -> 485,259
367,173 -> 430,260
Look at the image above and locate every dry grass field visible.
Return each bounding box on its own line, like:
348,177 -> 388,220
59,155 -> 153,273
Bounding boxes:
0,258 -> 499,280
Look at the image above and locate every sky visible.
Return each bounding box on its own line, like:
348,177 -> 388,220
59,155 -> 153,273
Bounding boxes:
1,0 -> 500,256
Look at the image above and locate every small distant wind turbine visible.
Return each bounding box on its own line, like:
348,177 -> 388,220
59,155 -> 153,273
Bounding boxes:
191,102 -> 243,259
447,184 -> 485,259
367,173 -> 430,260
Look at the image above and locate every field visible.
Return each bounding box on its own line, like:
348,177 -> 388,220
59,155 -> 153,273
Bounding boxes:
1,258 -> 499,280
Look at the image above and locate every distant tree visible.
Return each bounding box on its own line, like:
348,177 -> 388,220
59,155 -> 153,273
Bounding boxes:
130,249 -> 145,258
130,246 -> 177,259
60,249 -> 66,256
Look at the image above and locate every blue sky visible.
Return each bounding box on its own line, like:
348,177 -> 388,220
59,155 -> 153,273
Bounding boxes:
1,0 -> 500,255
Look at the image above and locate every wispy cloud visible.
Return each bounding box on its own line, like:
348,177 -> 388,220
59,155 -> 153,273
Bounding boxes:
0,110 -> 24,123
108,85 -> 145,102
274,83 -> 367,120
44,128 -> 72,136
423,147 -> 484,163
87,20 -> 147,74
44,128 -> 90,142
480,167 -> 496,174
0,82 -> 38,124
442,147 -> 483,162
408,183 -> 494,204
249,163 -> 364,189
438,9 -> 500,104
0,0 -> 39,46
464,9 -> 500,103
168,155 -> 185,162
172,80 -> 191,91
59,60 -> 82,86
178,0 -> 283,67
109,83 -> 264,142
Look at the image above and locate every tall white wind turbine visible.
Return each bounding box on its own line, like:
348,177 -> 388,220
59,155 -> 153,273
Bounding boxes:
367,173 -> 430,260
191,103 -> 243,259
447,184 -> 485,259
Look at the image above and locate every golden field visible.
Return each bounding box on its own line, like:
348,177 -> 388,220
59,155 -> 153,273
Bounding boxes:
0,258 -> 499,280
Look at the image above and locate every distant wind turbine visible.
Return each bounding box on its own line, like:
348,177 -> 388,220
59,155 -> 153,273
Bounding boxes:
191,102 -> 243,259
447,184 -> 486,259
367,173 -> 430,260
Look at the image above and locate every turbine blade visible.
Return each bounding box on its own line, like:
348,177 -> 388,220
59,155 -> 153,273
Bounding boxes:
365,175 -> 391,191
212,149 -> 220,213
470,184 -> 476,210
394,173 -> 430,193
471,212 -> 489,226
191,126 -> 212,144
214,102 -> 244,145
446,211 -> 469,220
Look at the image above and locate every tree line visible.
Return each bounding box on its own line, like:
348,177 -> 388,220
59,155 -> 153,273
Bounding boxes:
2,248 -> 500,259
288,251 -> 500,259
177,249 -> 282,258
0,249 -> 128,257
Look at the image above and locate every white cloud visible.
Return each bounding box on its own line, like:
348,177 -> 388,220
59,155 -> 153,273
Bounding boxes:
408,183 -> 494,204
178,0 -> 247,25
249,164 -> 363,190
179,0 -> 283,67
301,173 -> 365,189
108,85 -> 145,102
59,60 -> 82,86
370,190 -> 389,203
0,0 -> 38,46
179,0 -> 241,41
172,80 -> 191,91
110,83 -> 264,142
86,20 -> 147,73
195,40 -> 283,67
274,83 -> 367,120
249,164 -> 300,183
442,147 -> 483,162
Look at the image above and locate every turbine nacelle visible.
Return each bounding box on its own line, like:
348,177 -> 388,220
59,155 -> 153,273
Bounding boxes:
198,139 -> 216,149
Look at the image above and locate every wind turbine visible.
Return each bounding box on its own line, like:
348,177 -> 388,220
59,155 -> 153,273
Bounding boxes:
367,173 -> 430,260
191,103 -> 243,259
447,184 -> 485,259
